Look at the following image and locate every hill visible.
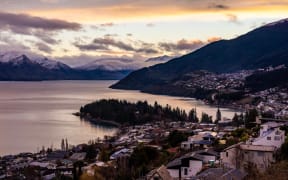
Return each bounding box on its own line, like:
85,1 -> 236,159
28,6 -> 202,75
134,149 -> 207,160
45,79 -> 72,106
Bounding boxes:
111,18 -> 288,90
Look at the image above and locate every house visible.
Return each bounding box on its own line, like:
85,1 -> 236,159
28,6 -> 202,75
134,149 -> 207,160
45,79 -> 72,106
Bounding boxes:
166,153 -> 203,179
194,149 -> 219,164
181,133 -> 215,150
251,122 -> 285,148
47,150 -> 69,160
221,122 -> 285,172
146,165 -> 173,180
221,143 -> 276,172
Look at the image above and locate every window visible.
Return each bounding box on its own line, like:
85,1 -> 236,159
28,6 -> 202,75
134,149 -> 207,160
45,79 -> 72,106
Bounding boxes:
184,168 -> 188,175
275,130 -> 281,135
226,152 -> 229,157
267,137 -> 271,140
257,151 -> 264,156
274,136 -> 281,141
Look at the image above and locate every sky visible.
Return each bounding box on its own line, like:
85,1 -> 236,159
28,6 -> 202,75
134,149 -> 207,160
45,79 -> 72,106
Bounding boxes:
0,0 -> 288,68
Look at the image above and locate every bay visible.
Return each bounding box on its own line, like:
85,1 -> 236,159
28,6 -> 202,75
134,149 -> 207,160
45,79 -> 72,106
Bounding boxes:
0,81 -> 237,155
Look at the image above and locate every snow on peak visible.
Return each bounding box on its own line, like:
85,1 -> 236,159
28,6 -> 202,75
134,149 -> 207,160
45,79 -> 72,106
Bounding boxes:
0,51 -> 70,70
264,18 -> 288,27
32,57 -> 70,70
145,55 -> 174,63
77,58 -> 137,71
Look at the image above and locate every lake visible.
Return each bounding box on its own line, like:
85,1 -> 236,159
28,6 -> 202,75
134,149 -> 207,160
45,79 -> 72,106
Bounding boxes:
0,81 -> 238,155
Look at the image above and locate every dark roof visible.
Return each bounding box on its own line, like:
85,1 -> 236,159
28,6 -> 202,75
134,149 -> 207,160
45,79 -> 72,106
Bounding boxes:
193,140 -> 213,145
167,153 -> 203,169
194,149 -> 219,157
203,134 -> 215,138
192,168 -> 229,180
166,157 -> 181,169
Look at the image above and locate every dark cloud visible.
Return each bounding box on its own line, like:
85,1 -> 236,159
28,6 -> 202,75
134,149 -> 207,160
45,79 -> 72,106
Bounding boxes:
159,39 -> 205,52
126,33 -> 133,37
209,3 -> 229,9
136,48 -> 158,54
0,11 -> 81,47
35,42 -> 53,53
74,43 -> 109,51
93,37 -> 135,51
33,30 -> 59,44
0,11 -> 81,32
74,37 -> 159,54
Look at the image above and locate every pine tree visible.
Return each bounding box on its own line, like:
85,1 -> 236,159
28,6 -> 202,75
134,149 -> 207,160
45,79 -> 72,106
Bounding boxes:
65,138 -> 68,151
215,107 -> 222,123
188,108 -> 199,123
201,112 -> 212,124
61,139 -> 65,151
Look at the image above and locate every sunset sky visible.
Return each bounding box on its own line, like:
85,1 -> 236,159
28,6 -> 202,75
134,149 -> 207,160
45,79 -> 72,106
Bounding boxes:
0,0 -> 288,67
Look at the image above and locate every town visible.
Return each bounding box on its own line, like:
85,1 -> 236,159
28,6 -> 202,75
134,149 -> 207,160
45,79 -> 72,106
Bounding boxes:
175,65 -> 288,119
1,105 -> 288,179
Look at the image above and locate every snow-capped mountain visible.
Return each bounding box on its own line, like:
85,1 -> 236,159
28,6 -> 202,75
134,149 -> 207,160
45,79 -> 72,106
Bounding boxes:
32,57 -> 71,70
76,58 -> 138,71
0,51 -> 132,80
0,52 -> 71,70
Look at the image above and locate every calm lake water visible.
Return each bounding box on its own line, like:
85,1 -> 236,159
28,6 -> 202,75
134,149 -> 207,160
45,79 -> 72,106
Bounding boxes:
0,81 -> 237,155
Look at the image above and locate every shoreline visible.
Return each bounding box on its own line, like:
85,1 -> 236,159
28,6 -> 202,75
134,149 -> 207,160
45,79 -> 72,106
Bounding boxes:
73,113 -> 121,127
137,89 -> 245,113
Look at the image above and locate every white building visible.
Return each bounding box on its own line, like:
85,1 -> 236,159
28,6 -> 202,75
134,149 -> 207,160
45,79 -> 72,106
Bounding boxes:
251,122 -> 285,148
167,154 -> 203,179
166,150 -> 219,179
221,122 -> 285,172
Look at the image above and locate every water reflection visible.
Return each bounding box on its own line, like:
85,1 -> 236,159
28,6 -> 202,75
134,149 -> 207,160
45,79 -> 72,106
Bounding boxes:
0,81 -> 237,155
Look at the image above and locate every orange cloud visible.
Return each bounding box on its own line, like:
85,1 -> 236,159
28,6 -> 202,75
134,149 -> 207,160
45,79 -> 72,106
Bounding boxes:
16,1 -> 287,23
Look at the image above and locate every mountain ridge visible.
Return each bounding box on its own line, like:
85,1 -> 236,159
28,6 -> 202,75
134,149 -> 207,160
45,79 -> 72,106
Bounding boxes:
0,52 -> 132,80
111,18 -> 288,90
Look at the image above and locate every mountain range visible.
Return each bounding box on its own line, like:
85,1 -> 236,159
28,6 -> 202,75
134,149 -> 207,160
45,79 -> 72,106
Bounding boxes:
0,52 -> 175,81
0,52 -> 132,80
111,18 -> 288,91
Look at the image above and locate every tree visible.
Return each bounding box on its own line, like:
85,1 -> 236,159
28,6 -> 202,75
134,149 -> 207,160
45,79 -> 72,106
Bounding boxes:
201,113 -> 213,124
65,138 -> 69,151
215,107 -> 221,123
188,108 -> 199,123
98,149 -> 110,162
232,113 -> 242,127
245,109 -> 258,129
167,130 -> 188,147
61,139 -> 65,151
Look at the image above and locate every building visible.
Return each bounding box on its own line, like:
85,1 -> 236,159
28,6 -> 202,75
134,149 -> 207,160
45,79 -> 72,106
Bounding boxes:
221,143 -> 276,172
181,133 -> 215,150
221,122 -> 285,172
166,149 -> 219,179
167,153 -> 203,179
251,122 -> 285,148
